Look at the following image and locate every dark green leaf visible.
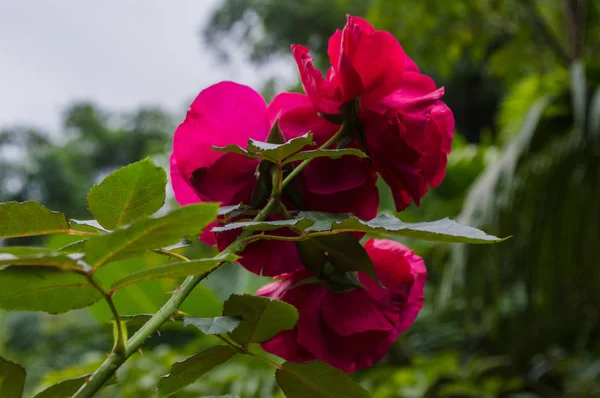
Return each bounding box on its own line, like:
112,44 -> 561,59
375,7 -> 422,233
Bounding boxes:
0,201 -> 70,238
297,235 -> 377,282
266,117 -> 286,144
34,374 -> 117,398
0,267 -> 102,313
276,361 -> 370,398
247,133 -> 314,162
284,148 -> 368,163
0,357 -> 26,398
87,158 -> 167,230
250,160 -> 273,209
223,294 -> 298,346
214,212 -> 505,243
212,218 -> 312,233
184,316 -> 241,335
111,253 -> 238,290
157,346 -> 237,397
83,203 -> 219,268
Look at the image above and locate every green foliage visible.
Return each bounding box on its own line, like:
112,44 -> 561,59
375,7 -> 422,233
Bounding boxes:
83,203 -> 219,268
184,316 -> 242,335
157,346 -> 238,397
87,158 -> 167,230
0,201 -> 70,238
215,211 -> 505,243
0,357 -> 26,398
111,254 -> 239,290
223,294 -> 298,346
276,361 -> 370,398
214,133 -> 316,163
33,374 -> 116,398
0,268 -> 102,313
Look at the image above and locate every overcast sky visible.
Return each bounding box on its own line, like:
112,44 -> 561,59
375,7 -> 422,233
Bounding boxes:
0,1 -> 294,133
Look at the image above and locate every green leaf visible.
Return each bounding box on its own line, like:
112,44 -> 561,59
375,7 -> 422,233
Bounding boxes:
111,253 -> 238,290
250,160 -> 273,209
183,316 -> 241,335
211,144 -> 263,159
69,219 -> 108,233
0,201 -> 70,238
34,374 -> 117,398
218,204 -> 250,217
219,212 -> 506,244
276,361 -> 370,398
315,213 -> 507,243
119,311 -> 187,326
87,158 -> 167,230
284,148 -> 368,164
223,294 -> 298,346
0,253 -> 81,271
83,203 -> 219,268
212,218 -> 312,233
297,234 -> 377,282
248,133 -> 314,162
0,357 -> 26,398
213,133 -> 315,163
0,247 -> 50,256
157,346 -> 237,397
0,267 -> 102,313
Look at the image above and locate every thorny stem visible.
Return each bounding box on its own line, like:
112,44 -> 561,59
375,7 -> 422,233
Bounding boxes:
73,122 -> 347,398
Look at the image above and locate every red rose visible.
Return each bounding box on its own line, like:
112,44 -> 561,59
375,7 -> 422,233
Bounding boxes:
258,239 -> 426,373
170,82 -> 378,276
292,15 -> 454,211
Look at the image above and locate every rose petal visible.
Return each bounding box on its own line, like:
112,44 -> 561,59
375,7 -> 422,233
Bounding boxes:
173,82 -> 269,180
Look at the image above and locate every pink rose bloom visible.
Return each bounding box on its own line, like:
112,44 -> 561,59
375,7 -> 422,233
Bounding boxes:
170,82 -> 378,276
292,15 -> 455,211
258,239 -> 426,373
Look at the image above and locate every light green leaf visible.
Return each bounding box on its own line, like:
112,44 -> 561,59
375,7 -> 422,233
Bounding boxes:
284,148 -> 368,163
0,201 -> 70,238
218,204 -> 250,217
157,346 -> 237,397
315,213 -> 507,243
247,133 -> 315,162
83,203 -> 219,268
213,133 -> 315,163
183,316 -> 241,335
0,253 -> 81,271
223,294 -> 298,346
87,158 -> 167,230
111,253 -> 238,290
0,357 -> 26,398
0,247 -> 50,256
276,361 -> 370,398
0,267 -> 102,313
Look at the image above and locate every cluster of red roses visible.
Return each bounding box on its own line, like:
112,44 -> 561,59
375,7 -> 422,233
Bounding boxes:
170,16 -> 454,373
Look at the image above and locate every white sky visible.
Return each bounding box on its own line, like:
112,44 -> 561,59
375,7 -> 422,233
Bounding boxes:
0,1 -> 294,134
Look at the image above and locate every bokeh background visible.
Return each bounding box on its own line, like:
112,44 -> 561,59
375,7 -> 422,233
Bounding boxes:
1,1 -> 599,397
